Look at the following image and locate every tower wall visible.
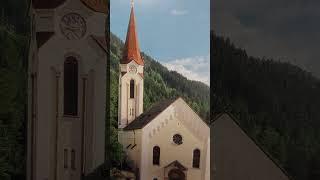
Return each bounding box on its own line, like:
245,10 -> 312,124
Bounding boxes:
27,0 -> 107,180
118,62 -> 144,129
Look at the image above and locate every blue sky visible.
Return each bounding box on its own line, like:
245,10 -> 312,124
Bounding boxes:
111,0 -> 210,85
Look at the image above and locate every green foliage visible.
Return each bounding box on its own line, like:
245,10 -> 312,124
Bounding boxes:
107,68 -> 125,166
212,32 -> 320,180
0,29 -> 27,179
0,0 -> 29,34
0,2 -> 29,179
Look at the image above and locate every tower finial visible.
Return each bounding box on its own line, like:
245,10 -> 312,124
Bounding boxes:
131,0 -> 134,8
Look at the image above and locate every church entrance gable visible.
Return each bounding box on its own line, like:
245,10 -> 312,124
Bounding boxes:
168,169 -> 185,180
164,160 -> 188,180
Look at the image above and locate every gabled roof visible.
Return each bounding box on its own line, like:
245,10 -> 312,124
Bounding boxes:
36,32 -> 54,48
91,35 -> 107,52
32,0 -> 108,13
212,112 -> 293,180
81,0 -> 108,14
121,6 -> 144,66
123,98 -> 178,131
33,0 -> 66,9
164,160 -> 188,171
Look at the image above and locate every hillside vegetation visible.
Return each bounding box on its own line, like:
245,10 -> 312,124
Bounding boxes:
0,26 -> 28,180
211,32 -> 320,180
0,1 -> 29,179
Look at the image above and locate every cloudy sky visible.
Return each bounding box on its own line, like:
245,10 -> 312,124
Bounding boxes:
111,0 -> 210,85
212,0 -> 320,78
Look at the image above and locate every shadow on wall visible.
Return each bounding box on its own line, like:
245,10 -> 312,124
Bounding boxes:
83,163 -> 136,180
83,164 -> 107,180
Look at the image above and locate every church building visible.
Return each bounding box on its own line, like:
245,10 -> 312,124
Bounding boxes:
117,3 -> 210,180
27,0 -> 107,180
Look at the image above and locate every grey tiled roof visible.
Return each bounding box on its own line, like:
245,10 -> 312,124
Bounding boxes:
123,98 -> 178,131
164,160 -> 188,171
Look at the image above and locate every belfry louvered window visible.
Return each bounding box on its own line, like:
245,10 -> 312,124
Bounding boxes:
64,57 -> 78,116
71,149 -> 76,170
153,146 -> 160,165
130,80 -> 135,98
64,149 -> 68,169
193,149 -> 200,168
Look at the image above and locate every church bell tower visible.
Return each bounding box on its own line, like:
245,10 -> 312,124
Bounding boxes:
118,1 -> 144,129
27,0 -> 107,180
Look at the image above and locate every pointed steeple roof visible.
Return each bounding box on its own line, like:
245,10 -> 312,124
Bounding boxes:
121,5 -> 144,66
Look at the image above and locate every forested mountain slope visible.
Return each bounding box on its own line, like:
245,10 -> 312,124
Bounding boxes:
0,27 -> 28,179
211,32 -> 320,180
0,1 -> 29,179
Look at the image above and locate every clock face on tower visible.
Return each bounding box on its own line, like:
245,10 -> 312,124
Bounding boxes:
60,13 -> 87,40
128,65 -> 137,74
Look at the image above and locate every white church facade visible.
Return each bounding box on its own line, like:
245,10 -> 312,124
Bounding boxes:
27,0 -> 107,180
117,4 -> 210,180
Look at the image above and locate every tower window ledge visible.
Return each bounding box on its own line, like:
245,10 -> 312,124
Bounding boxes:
63,115 -> 80,121
131,144 -> 137,149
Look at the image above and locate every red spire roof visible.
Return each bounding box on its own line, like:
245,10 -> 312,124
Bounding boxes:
121,6 -> 144,66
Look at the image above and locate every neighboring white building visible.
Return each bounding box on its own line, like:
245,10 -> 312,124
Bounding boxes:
117,4 -> 210,180
27,0 -> 107,180
212,113 -> 291,180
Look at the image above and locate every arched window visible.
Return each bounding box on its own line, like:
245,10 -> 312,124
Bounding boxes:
153,146 -> 160,165
130,79 -> 135,98
71,149 -> 76,170
193,149 -> 200,168
64,57 -> 78,116
64,149 -> 68,168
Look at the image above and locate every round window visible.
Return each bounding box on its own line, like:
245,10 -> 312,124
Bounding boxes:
173,134 -> 183,145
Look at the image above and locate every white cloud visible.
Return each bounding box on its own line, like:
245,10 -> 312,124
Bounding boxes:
163,55 -> 210,86
171,9 -> 189,16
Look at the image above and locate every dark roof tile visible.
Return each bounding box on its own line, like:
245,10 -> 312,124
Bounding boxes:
33,0 -> 66,9
81,0 -> 108,14
91,35 -> 107,52
164,160 -> 188,171
36,32 -> 54,48
123,98 -> 177,131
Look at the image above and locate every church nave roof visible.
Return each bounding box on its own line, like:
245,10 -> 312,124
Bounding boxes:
123,98 -> 178,131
